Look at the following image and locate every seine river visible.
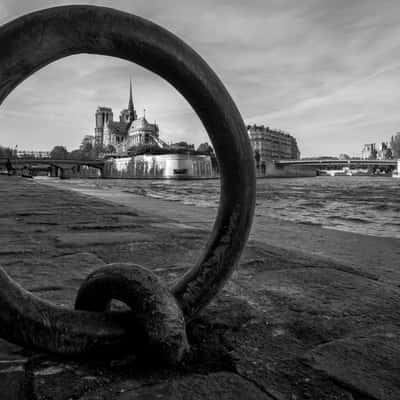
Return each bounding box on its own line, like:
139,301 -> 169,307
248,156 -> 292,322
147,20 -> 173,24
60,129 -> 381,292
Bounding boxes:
61,176 -> 400,239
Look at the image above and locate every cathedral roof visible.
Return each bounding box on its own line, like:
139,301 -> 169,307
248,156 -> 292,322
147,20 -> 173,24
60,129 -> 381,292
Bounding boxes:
129,117 -> 156,133
107,121 -> 129,135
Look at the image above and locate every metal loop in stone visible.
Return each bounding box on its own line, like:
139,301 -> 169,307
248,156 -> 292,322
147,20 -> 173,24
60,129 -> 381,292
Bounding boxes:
75,264 -> 189,365
0,4 -> 256,356
0,266 -> 132,356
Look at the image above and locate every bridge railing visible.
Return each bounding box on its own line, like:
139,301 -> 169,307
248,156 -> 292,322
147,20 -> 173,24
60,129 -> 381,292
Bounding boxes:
275,159 -> 397,166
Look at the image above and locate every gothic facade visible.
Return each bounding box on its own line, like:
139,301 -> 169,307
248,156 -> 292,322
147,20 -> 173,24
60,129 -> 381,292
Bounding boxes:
94,80 -> 162,154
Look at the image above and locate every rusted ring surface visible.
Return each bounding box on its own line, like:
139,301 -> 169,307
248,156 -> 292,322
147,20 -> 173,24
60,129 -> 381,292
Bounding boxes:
75,264 -> 189,364
0,5 -> 256,355
0,267 -> 132,355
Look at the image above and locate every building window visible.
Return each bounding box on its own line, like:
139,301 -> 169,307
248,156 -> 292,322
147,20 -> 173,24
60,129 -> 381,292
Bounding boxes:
173,169 -> 188,175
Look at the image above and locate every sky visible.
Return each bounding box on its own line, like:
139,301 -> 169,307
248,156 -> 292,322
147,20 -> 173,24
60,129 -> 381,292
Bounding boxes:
1,0 -> 400,157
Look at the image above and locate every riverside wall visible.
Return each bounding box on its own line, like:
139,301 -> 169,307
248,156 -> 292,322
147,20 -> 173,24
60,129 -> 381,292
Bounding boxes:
103,157 -> 315,180
103,154 -> 214,179
258,161 -> 316,178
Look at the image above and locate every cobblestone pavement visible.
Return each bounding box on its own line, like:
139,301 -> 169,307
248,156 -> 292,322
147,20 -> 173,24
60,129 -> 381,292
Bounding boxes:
0,176 -> 399,400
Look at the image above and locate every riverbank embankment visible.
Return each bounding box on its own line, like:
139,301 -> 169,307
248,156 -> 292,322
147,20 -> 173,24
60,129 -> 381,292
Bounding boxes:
0,175 -> 399,399
41,177 -> 400,284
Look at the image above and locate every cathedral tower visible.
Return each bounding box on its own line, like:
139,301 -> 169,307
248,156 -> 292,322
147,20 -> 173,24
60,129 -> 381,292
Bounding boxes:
127,78 -> 137,122
94,107 -> 113,147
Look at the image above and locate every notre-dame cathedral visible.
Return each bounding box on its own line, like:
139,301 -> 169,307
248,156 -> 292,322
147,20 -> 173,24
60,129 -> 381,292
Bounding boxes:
94,80 -> 163,154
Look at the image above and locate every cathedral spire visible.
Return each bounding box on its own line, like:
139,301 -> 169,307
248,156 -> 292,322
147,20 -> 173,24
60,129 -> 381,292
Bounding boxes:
128,77 -> 136,122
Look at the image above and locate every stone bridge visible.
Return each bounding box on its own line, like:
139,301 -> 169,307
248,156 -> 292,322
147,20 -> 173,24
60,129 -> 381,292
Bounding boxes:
0,158 -> 105,178
275,159 -> 397,168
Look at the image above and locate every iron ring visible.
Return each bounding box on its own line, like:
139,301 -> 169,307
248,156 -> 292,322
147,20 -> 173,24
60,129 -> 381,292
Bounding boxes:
0,5 -> 256,355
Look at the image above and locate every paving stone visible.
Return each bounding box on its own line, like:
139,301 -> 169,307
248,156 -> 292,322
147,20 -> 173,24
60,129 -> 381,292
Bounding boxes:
54,232 -> 153,247
0,360 -> 28,400
3,252 -> 107,307
305,330 -> 400,400
33,361 -> 104,400
115,372 -> 273,400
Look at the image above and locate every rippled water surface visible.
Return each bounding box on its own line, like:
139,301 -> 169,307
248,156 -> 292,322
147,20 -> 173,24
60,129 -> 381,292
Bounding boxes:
58,176 -> 400,239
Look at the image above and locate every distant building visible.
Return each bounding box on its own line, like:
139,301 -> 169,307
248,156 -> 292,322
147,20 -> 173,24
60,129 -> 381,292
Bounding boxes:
93,79 -> 163,155
376,142 -> 392,160
81,78 -> 213,178
361,142 -> 392,160
391,133 -> 400,159
247,125 -> 300,167
361,143 -> 377,160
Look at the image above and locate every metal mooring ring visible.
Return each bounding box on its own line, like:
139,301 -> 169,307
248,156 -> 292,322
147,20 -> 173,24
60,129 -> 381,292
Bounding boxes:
75,264 -> 189,365
0,5 -> 256,357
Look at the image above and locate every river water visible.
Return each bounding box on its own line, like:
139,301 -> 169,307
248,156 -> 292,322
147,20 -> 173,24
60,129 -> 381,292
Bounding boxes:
52,176 -> 400,239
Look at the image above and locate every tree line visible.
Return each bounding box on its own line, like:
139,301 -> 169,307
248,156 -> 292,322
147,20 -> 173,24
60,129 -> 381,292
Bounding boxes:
0,146 -> 13,158
48,140 -> 216,160
48,143 -> 113,160
1,141 -> 216,160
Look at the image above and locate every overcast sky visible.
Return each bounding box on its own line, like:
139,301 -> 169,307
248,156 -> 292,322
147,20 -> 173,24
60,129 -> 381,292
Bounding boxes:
1,0 -> 400,157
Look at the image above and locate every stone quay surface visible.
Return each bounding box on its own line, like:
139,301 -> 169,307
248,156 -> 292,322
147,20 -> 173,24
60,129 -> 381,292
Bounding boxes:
0,175 -> 399,400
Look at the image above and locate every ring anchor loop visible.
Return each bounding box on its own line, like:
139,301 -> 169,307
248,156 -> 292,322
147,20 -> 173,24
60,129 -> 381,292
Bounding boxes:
0,5 -> 256,364
75,264 -> 189,365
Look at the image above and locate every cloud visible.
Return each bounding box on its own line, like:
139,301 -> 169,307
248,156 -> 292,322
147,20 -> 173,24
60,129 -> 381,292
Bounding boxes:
1,0 -> 400,156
